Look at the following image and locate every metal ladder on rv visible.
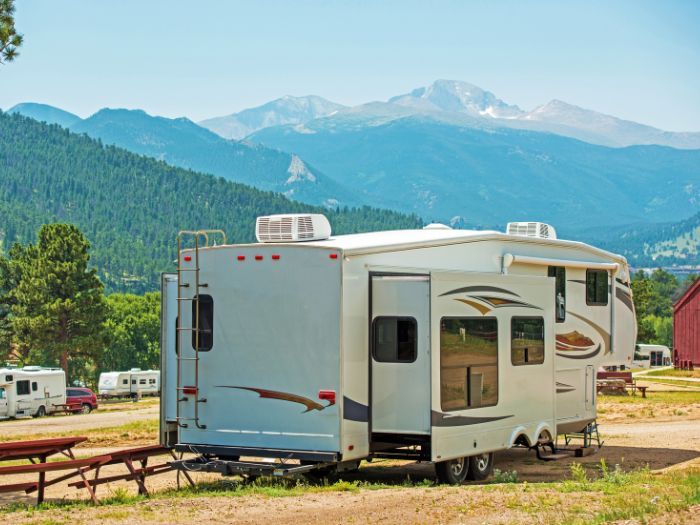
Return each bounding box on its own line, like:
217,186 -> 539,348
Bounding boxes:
175,230 -> 227,430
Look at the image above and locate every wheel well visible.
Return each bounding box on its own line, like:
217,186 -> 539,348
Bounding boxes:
514,434 -> 531,448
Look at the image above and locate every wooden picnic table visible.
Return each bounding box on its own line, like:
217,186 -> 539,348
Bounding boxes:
67,444 -> 194,496
0,436 -> 106,504
0,439 -> 194,505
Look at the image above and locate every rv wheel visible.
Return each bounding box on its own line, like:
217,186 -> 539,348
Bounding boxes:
435,457 -> 469,485
466,453 -> 494,481
35,405 -> 46,418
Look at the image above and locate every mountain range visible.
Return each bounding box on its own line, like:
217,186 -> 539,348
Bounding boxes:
0,112 -> 420,292
6,79 -> 700,262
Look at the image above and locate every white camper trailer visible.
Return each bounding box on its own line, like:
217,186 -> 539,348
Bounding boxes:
98,369 -> 160,398
633,344 -> 672,369
0,366 -> 66,418
161,216 -> 636,483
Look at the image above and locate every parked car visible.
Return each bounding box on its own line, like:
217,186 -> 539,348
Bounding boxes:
65,387 -> 98,414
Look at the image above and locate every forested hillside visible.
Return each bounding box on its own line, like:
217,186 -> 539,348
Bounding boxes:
0,112 -> 421,293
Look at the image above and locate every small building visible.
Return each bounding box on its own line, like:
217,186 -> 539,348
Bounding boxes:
673,278 -> 700,368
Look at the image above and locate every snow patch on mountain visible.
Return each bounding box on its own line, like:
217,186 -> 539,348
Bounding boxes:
286,155 -> 317,184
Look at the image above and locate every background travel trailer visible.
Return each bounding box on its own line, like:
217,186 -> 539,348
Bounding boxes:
633,344 -> 672,368
161,216 -> 636,483
0,367 -> 66,418
98,369 -> 160,398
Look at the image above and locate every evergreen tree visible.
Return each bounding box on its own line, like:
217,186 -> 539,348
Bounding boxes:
0,0 -> 22,64
9,224 -> 108,381
101,292 -> 160,373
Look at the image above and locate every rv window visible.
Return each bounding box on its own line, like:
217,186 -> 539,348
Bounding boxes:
4,375 -> 12,382
511,317 -> 545,365
122,379 -> 129,385
440,318 -> 498,411
548,266 -> 566,322
132,379 -> 136,385
586,269 -> 609,306
0,389 -> 5,399
16,380 -> 30,396
31,381 -> 38,392
372,317 -> 417,363
192,295 -> 214,351
139,379 -> 146,385
149,379 -> 156,384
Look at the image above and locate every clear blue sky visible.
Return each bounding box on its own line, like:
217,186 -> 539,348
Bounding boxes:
3,0 -> 699,131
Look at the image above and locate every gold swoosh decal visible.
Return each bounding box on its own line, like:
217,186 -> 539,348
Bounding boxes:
218,386 -> 331,413
455,298 -> 491,315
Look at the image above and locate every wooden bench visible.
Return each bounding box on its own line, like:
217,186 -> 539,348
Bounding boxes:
0,437 -> 106,504
597,371 -> 648,398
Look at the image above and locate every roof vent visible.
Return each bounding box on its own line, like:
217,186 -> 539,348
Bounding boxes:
506,222 -> 557,240
256,214 -> 332,243
423,223 -> 452,230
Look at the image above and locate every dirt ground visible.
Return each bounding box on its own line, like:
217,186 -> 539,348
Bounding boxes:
2,394 -> 699,524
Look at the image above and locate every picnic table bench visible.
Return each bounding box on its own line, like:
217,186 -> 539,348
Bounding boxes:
597,371 -> 648,398
0,439 -> 194,505
0,437 -> 105,504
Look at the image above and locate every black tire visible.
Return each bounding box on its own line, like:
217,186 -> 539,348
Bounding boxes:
435,457 -> 469,485
35,405 -> 46,418
81,403 -> 92,414
466,452 -> 494,481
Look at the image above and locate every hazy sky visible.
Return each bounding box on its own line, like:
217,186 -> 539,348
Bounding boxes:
3,0 -> 699,130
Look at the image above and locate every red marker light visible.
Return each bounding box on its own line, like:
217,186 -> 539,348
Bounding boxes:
255,255 -> 263,261
318,390 -> 336,405
237,255 -> 246,261
184,255 -> 192,262
272,254 -> 280,260
329,253 -> 338,259
182,386 -> 198,395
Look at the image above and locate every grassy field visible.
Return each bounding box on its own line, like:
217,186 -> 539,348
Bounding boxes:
644,368 -> 700,379
4,463 -> 699,525
640,377 -> 700,389
0,419 -> 159,445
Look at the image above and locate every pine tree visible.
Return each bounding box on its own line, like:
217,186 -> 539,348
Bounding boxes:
0,0 -> 22,64
9,224 -> 108,381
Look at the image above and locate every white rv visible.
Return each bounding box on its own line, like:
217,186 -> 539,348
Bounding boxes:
633,344 -> 672,369
0,366 -> 66,418
161,216 -> 636,483
98,369 -> 160,398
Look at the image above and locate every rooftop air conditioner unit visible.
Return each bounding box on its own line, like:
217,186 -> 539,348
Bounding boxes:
256,214 -> 332,243
506,222 -> 557,240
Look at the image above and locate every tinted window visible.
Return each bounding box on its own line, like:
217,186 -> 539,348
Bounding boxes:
149,379 -> 156,384
67,389 -> 79,396
192,295 -> 214,351
548,266 -> 566,322
373,317 -> 417,363
31,381 -> 38,392
139,379 -> 146,385
586,269 -> 609,305
5,375 -> 12,382
17,380 -> 30,396
511,317 -> 545,365
122,379 -> 128,385
440,318 -> 498,411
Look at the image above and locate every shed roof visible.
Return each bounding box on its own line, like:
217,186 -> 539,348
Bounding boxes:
674,277 -> 700,312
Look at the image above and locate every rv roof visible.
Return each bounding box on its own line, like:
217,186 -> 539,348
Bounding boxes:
237,228 -> 626,263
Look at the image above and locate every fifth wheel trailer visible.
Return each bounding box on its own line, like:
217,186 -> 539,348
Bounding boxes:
0,367 -> 66,419
161,216 -> 636,483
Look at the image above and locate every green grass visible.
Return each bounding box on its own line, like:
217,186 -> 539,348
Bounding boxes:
640,377 -> 700,389
598,390 -> 700,404
644,368 -> 700,379
3,464 -> 699,525
0,418 -> 159,444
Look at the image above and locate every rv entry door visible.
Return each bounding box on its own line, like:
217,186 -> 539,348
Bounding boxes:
371,274 -> 430,435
